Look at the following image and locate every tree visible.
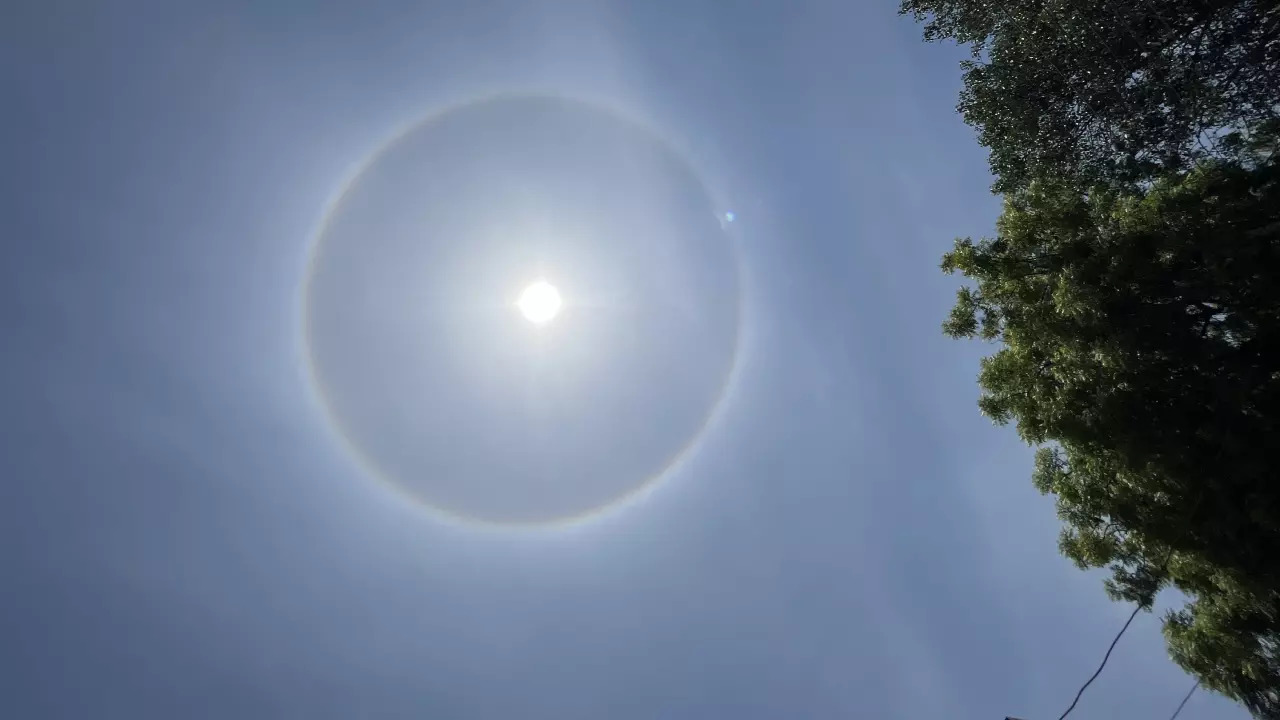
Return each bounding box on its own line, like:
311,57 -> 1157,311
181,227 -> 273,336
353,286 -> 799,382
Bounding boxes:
905,0 -> 1280,711
941,154 -> 1280,713
900,0 -> 1280,193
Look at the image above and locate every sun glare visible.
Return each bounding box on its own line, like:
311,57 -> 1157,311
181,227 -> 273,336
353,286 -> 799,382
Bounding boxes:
517,280 -> 562,324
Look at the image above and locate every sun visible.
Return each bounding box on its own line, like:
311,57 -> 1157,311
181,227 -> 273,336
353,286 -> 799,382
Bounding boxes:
516,280 -> 562,324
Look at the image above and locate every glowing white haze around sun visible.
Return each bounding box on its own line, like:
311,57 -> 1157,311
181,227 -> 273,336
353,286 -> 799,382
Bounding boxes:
517,280 -> 562,324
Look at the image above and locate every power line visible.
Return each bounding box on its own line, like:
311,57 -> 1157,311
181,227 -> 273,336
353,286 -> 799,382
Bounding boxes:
1056,604 -> 1144,720
1168,681 -> 1199,720
1048,542 -> 1179,720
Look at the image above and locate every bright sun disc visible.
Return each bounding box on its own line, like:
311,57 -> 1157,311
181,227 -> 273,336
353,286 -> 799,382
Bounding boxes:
517,280 -> 562,324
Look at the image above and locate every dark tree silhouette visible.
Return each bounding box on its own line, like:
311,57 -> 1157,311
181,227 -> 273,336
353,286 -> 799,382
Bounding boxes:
901,0 -> 1280,193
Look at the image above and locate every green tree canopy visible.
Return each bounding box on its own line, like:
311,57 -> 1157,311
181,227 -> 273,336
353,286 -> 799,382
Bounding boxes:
901,0 -> 1280,192
942,155 -> 1280,713
905,0 -> 1280,712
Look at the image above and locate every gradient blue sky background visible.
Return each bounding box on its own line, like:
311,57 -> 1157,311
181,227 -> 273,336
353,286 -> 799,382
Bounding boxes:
1,1 -> 1250,718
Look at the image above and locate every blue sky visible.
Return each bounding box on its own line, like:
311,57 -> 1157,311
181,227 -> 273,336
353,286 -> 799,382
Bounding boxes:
1,1 -> 1248,718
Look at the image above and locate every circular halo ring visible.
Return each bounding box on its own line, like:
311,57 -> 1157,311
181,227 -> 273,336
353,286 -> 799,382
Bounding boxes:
300,90 -> 747,531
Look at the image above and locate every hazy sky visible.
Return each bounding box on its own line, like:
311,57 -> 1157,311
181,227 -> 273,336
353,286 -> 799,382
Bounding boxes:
2,1 -> 1248,718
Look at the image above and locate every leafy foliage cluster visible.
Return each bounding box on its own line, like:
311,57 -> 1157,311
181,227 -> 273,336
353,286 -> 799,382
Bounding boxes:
904,0 -> 1280,714
903,0 -> 1280,191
